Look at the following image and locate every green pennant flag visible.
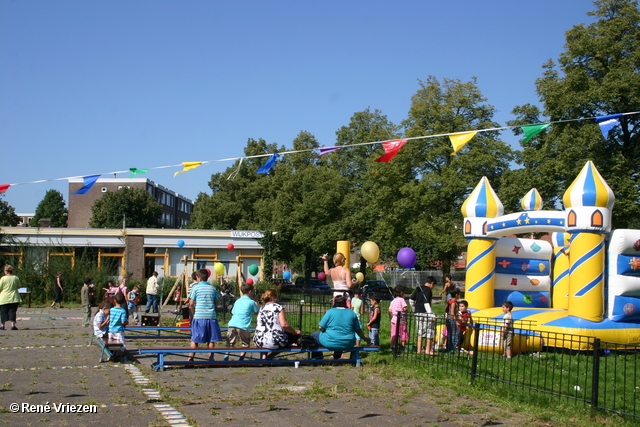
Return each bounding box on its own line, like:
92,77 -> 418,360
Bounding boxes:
521,123 -> 551,143
129,167 -> 149,178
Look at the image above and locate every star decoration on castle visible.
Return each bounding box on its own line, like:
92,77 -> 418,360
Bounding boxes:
630,257 -> 640,271
512,245 -> 521,255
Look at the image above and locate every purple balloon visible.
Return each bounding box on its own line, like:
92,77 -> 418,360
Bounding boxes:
397,247 -> 416,269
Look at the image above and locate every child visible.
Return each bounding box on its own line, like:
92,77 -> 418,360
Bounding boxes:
351,288 -> 365,345
127,285 -> 140,325
223,282 -> 259,361
367,296 -> 381,346
446,290 -> 460,352
93,301 -> 112,341
108,292 -> 129,357
81,278 -> 91,327
174,284 -> 182,314
456,300 -> 473,354
389,285 -> 408,350
188,268 -> 222,362
501,301 -> 514,359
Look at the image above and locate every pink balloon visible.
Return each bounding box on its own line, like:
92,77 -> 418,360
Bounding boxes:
227,243 -> 235,251
246,278 -> 254,285
318,272 -> 326,281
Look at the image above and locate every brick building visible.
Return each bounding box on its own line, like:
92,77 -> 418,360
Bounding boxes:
68,178 -> 192,229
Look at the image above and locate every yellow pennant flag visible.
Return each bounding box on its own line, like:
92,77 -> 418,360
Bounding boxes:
449,131 -> 478,155
174,162 -> 203,177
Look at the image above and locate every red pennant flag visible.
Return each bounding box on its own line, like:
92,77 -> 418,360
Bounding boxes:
374,139 -> 407,163
0,184 -> 10,193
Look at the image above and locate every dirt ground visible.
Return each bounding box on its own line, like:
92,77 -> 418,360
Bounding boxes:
0,306 -> 540,426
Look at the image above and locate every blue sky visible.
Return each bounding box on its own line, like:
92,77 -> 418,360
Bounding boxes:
1,1 -> 597,214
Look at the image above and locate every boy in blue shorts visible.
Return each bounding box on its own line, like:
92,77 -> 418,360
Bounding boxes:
223,281 -> 259,361
188,268 -> 222,361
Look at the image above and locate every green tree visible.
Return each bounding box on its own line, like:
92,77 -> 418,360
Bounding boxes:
0,195 -> 20,227
400,76 -> 515,272
89,187 -> 162,228
30,189 -> 68,227
507,0 -> 640,228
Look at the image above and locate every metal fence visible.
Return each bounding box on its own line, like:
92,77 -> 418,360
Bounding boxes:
375,270 -> 466,291
394,312 -> 640,419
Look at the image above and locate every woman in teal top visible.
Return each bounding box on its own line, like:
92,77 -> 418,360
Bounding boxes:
0,265 -> 22,330
312,295 -> 370,359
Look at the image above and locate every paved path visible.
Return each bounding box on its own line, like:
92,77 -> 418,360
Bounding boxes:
0,306 -> 529,426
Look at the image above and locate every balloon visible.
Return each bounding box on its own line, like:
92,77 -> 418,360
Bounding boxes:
214,262 -> 225,275
249,264 -> 259,276
205,268 -> 211,278
318,272 -> 326,281
246,278 -> 254,285
177,239 -> 185,248
397,247 -> 417,269
283,271 -> 291,280
227,243 -> 235,251
356,272 -> 365,282
361,241 -> 379,263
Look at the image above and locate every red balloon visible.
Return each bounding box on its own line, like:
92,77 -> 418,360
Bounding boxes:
205,268 -> 211,278
227,243 -> 235,251
246,278 -> 254,285
318,272 -> 326,281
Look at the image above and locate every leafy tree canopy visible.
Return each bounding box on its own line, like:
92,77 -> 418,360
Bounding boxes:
0,195 -> 20,227
30,189 -> 68,227
89,187 -> 162,228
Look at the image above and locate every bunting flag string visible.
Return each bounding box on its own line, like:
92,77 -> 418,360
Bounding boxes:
449,131 -> 478,155
375,139 -> 407,162
174,162 -> 203,177
1,111 -> 639,193
71,175 -> 101,195
129,167 -> 149,178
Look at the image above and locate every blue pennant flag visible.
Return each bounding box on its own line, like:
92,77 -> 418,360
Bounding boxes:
595,114 -> 622,139
72,175 -> 101,195
257,153 -> 278,174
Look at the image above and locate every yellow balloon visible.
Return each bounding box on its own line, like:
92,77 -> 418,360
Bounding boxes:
356,272 -> 365,282
361,241 -> 379,263
214,262 -> 225,275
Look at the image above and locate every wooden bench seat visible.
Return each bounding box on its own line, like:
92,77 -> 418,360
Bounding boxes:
138,345 -> 380,371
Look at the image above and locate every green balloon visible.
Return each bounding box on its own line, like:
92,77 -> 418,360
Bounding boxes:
249,264 -> 259,276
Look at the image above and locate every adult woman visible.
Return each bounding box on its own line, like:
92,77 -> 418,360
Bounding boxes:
253,289 -> 300,353
439,275 -> 456,302
50,271 -> 63,308
312,295 -> 370,359
321,252 -> 354,298
0,265 -> 23,330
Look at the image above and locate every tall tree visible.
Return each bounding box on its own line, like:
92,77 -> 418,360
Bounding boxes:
400,76 -> 515,272
89,187 -> 162,228
507,0 -> 640,228
0,195 -> 20,227
30,189 -> 68,227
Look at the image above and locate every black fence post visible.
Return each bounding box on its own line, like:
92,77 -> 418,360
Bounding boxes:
591,338 -> 600,409
393,312 -> 402,356
470,322 -> 481,383
298,299 -> 304,331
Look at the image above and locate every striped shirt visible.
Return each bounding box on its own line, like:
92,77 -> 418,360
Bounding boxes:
189,282 -> 221,319
109,306 -> 128,334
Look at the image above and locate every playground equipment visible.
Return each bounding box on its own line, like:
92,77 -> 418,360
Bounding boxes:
462,161 -> 640,351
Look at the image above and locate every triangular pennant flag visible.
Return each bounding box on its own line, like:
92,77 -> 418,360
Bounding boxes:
374,139 -> 407,163
257,153 -> 279,174
317,146 -> 341,156
595,114 -> 622,139
521,123 -> 551,143
72,175 -> 101,195
449,131 -> 478,155
174,162 -> 202,177
0,184 -> 10,193
129,167 -> 149,178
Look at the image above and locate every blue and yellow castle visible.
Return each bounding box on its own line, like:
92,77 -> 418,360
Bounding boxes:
462,161 -> 640,350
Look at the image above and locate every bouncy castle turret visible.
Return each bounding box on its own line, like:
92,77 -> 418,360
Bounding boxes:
461,177 -> 503,310
563,161 -> 615,321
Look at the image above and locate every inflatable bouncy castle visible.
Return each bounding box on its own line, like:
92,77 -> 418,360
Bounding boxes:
462,161 -> 640,350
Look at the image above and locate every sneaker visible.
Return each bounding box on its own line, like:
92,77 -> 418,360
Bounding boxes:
11,326 -> 18,330
223,355 -> 229,362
